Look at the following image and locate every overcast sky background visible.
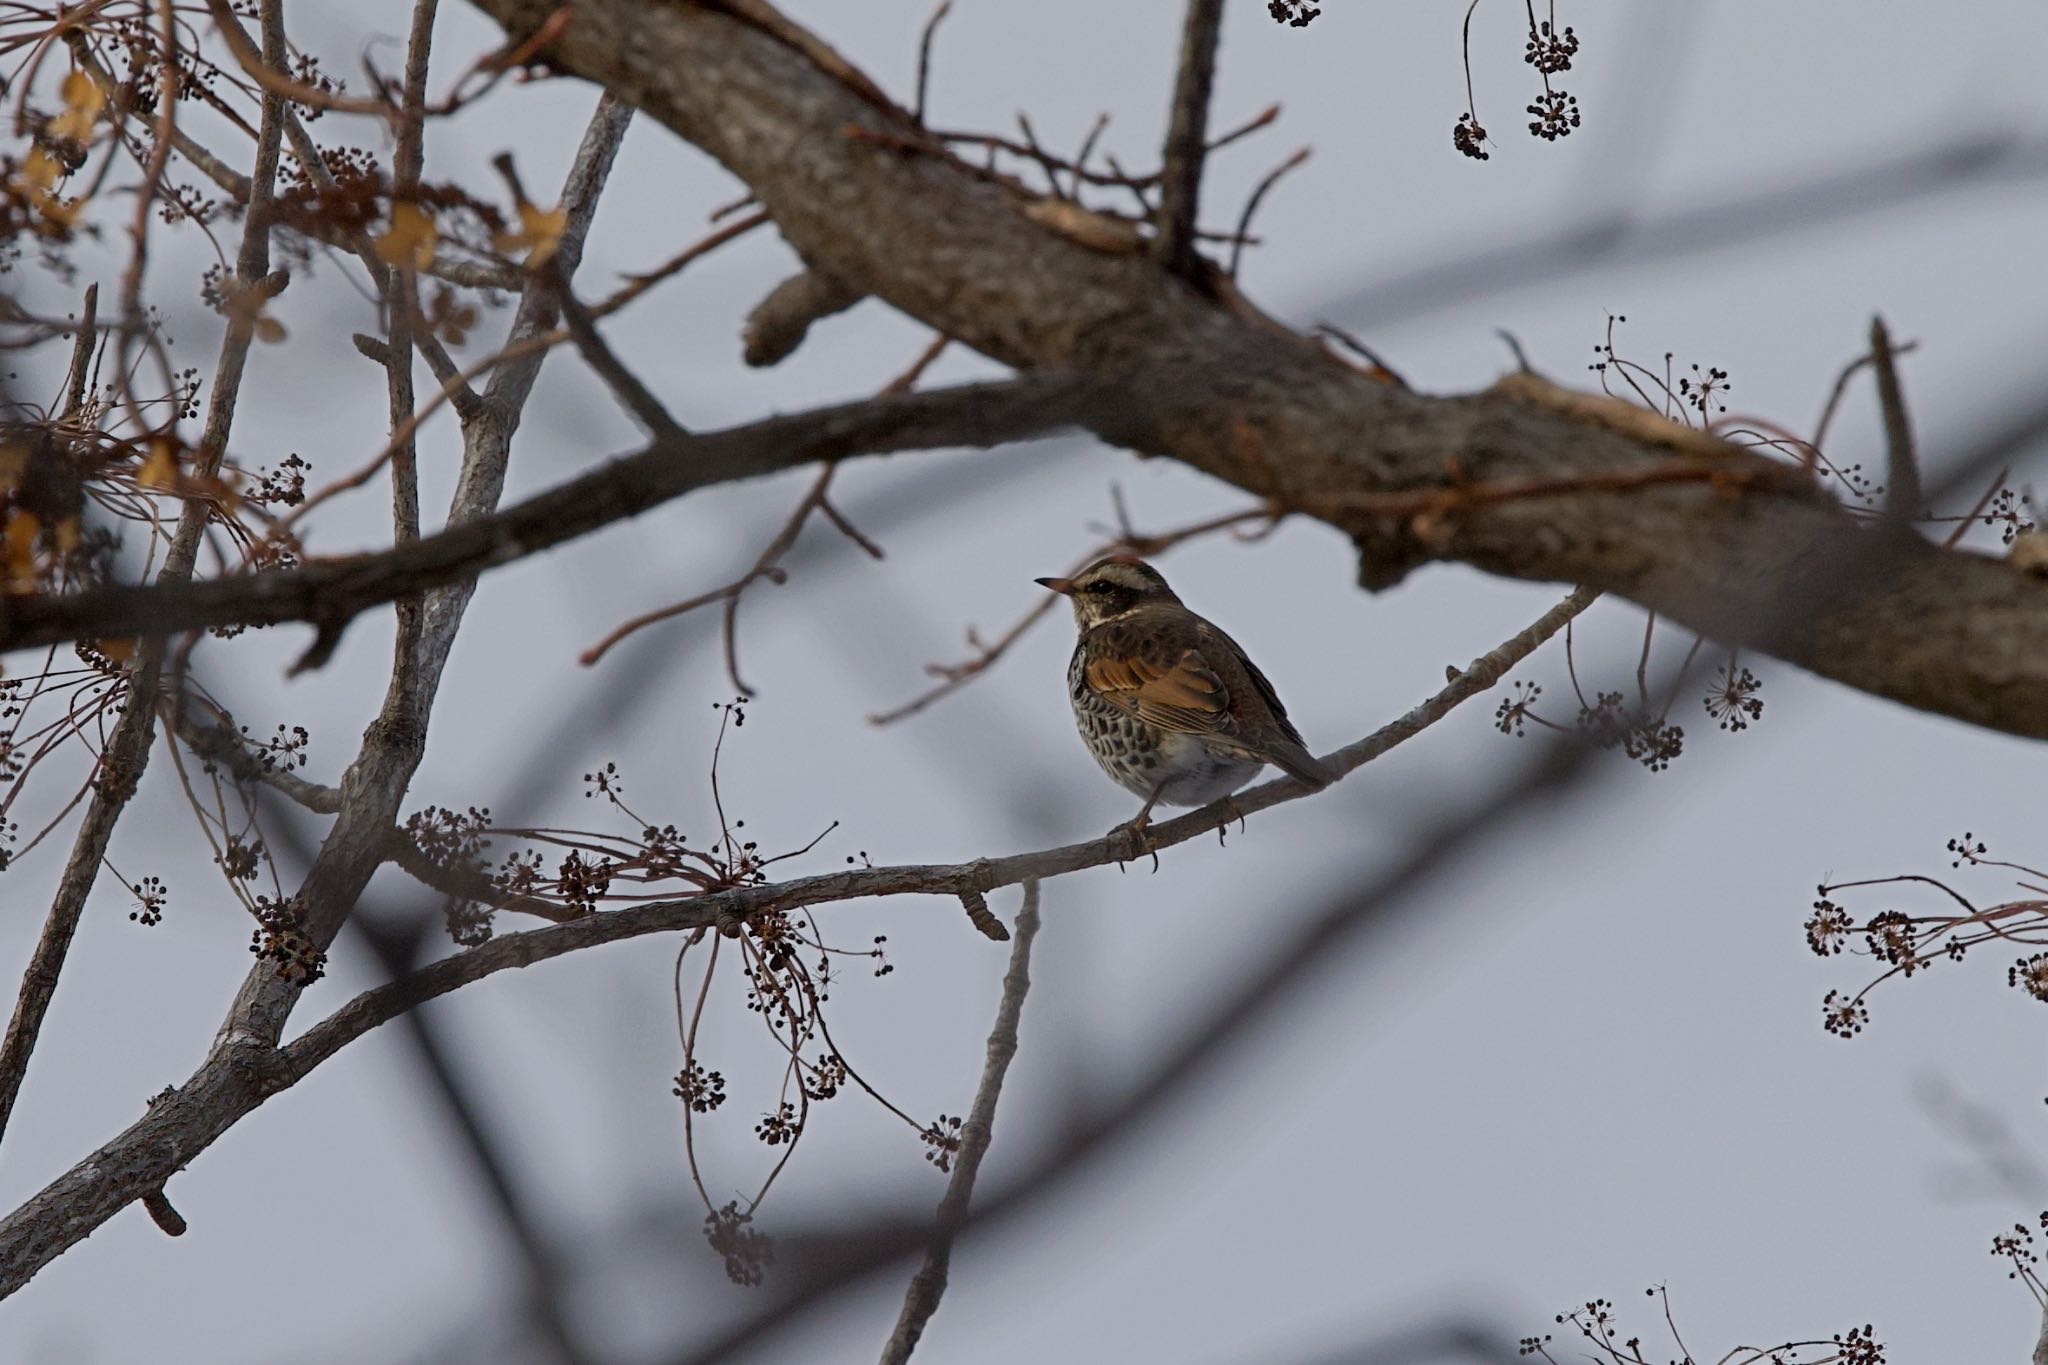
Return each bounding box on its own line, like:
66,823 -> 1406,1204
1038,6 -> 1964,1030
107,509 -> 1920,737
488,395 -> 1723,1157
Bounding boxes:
5,2 -> 2048,1362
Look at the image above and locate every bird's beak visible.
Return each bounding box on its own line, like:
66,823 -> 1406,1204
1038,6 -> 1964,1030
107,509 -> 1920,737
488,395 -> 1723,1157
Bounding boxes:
1035,576 -> 1074,595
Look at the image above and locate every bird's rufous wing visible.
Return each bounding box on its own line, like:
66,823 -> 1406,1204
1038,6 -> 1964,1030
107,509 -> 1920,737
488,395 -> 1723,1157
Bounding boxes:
1081,633 -> 1234,737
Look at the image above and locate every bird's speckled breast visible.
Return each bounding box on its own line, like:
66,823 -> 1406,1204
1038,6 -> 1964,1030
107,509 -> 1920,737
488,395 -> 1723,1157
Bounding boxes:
1066,641 -> 1263,805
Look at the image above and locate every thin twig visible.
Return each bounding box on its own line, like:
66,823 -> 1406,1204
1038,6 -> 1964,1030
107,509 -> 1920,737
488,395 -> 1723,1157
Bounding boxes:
1314,323 -> 1409,388
880,880 -> 1041,1364
584,454 -> 880,686
913,0 -> 951,125
1869,316 -> 1920,522
171,703 -> 342,815
57,285 -> 98,420
882,334 -> 950,394
925,105 -> 1276,196
1229,145 -> 1308,277
1942,464 -> 2010,551
1069,112 -> 1111,199
554,277 -> 687,439
1013,113 -> 1068,197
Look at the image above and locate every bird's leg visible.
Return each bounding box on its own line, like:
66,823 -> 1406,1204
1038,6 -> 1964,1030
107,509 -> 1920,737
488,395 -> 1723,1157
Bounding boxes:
1109,784 -> 1166,873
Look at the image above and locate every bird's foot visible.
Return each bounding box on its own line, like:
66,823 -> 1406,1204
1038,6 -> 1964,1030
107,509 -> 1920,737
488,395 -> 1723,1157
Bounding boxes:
1214,796 -> 1247,847
1108,813 -> 1161,873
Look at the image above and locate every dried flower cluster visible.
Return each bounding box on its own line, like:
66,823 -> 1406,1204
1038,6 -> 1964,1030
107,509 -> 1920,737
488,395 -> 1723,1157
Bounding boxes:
1454,0 -> 1586,161
1991,1213 -> 2048,1303
1492,612 -> 1769,774
1524,1289 -> 1886,1365
1266,0 -> 1321,26
1803,834 -> 2048,1038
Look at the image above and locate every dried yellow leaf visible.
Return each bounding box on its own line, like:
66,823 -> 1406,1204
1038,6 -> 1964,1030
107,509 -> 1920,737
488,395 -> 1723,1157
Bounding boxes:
2011,530 -> 2048,578
49,69 -> 106,143
495,199 -> 568,268
374,201 -> 437,270
1021,197 -> 1145,255
3,510 -> 41,593
19,147 -> 58,191
219,276 -> 287,344
138,439 -> 179,490
33,191 -> 85,231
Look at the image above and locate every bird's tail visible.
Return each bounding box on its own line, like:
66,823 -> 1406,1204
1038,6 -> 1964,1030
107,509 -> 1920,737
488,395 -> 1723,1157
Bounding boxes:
1264,740 -> 1336,789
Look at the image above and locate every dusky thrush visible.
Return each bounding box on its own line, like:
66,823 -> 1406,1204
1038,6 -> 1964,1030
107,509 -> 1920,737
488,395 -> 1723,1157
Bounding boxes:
1037,556 -> 1334,836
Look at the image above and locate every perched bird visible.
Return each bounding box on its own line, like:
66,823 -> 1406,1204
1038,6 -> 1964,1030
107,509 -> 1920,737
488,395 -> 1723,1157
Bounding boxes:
1036,556 -> 1334,835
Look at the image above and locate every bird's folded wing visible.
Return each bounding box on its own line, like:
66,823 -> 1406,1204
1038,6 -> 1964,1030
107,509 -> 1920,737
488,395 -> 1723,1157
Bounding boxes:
1083,646 -> 1233,736
1213,630 -> 1309,749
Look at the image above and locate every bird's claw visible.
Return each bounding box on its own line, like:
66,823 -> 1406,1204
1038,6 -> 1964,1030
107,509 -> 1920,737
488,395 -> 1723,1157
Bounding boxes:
1108,814 -> 1161,873
1214,797 -> 1247,847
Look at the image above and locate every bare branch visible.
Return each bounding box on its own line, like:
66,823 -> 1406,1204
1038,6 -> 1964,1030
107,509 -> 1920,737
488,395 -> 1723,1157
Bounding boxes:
880,880 -> 1040,1364
580,461 -> 845,681
1229,144 -> 1308,278
171,705 -> 343,815
382,0 -> 442,670
743,269 -> 866,367
554,280 -> 686,440
0,586 -> 1588,1297
384,832 -> 582,922
58,285 -> 98,420
913,0 -> 952,124
200,0 -> 393,117
0,376 -> 1121,660
1154,0 -> 1226,278
1870,315 -> 1921,522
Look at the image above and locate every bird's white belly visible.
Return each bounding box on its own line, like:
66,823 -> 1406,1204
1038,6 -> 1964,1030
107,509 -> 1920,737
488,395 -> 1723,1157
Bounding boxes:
1149,732 -> 1265,806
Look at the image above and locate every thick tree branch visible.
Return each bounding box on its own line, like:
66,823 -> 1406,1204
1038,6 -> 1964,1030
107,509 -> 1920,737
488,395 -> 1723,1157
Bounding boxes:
459,0 -> 2048,740
0,377 -> 1126,657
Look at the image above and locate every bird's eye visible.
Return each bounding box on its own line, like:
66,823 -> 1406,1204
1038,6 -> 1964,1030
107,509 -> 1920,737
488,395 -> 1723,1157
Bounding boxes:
1087,581 -> 1115,593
